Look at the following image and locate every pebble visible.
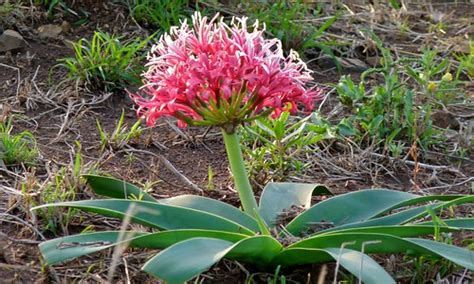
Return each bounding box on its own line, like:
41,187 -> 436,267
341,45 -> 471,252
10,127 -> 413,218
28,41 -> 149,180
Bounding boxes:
37,24 -> 63,39
0,29 -> 25,53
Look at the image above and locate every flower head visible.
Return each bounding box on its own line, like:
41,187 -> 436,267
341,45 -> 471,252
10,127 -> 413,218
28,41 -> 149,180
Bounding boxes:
131,12 -> 322,132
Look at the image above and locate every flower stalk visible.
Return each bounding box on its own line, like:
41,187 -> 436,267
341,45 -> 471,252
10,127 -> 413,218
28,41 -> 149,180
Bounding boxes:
221,128 -> 258,217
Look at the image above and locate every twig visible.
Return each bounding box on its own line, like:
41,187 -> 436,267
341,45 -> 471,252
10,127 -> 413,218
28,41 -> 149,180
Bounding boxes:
317,87 -> 336,112
107,203 -> 136,283
0,213 -> 46,240
165,118 -> 192,142
0,63 -> 21,97
457,268 -> 469,284
124,146 -> 204,193
422,177 -> 474,192
359,241 -> 381,284
0,231 -> 41,245
333,241 -> 356,284
317,264 -> 328,284
123,257 -> 131,284
52,100 -> 76,142
0,214 -> 61,281
0,263 -> 38,271
0,184 -> 24,196
370,152 -> 464,175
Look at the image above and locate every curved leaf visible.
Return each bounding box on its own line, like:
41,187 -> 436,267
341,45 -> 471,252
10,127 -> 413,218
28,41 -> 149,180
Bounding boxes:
316,204 -> 436,233
389,194 -> 469,209
40,231 -> 145,265
401,195 -> 474,224
290,232 -> 474,270
316,196 -> 473,234
143,238 -> 234,284
40,229 -> 248,265
286,189 -> 468,235
291,232 -> 428,252
226,235 -> 282,264
143,236 -> 282,283
32,199 -> 255,235
159,195 -> 259,232
259,182 -> 331,226
286,189 -> 416,234
419,218 -> 474,229
84,175 -> 259,232
407,238 -> 474,270
272,248 -> 395,284
129,230 -> 247,248
84,174 -> 157,202
318,225 -> 460,237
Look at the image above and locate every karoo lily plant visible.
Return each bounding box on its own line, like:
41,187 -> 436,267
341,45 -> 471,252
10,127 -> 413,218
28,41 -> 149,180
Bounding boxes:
34,13 -> 473,283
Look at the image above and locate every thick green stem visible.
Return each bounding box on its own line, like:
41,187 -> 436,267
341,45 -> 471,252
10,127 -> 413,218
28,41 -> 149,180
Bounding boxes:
221,129 -> 259,217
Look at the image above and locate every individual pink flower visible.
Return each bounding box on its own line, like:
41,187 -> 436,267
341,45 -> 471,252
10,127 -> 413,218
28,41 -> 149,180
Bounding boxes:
131,12 -> 322,132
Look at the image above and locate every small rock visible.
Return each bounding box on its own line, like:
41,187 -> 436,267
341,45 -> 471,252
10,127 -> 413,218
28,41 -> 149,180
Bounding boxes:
432,110 -> 460,130
61,21 -> 71,33
37,24 -> 63,39
0,29 -> 25,52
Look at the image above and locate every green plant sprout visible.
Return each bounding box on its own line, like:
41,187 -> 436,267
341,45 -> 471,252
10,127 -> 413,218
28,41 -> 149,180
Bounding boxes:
404,48 -> 461,106
31,142 -> 96,234
34,0 -> 83,19
127,0 -> 190,32
334,35 -> 467,157
241,111 -> 333,183
96,110 -> 143,151
0,117 -> 39,167
0,1 -> 17,17
57,31 -> 150,92
206,165 -> 215,191
455,41 -> 474,80
242,0 -> 336,55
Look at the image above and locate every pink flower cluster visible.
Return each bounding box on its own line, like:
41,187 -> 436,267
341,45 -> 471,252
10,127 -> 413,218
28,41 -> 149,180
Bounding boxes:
131,12 -> 322,128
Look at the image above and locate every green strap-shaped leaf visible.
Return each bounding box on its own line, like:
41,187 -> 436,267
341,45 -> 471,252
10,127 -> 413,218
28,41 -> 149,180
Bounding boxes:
40,230 -> 248,265
316,204 -> 436,233
259,182 -> 332,227
314,196 -> 472,233
291,232 -> 427,252
318,225 -> 460,237
285,189 -> 417,234
143,238 -> 234,284
85,174 -> 157,202
41,231 -> 145,265
286,189 -> 468,235
419,218 -> 474,229
143,236 -> 282,283
159,195 -> 259,232
406,238 -> 474,270
397,195 -> 473,225
226,235 -> 282,264
290,232 -> 474,270
388,195 -> 468,210
317,196 -> 473,234
84,175 -> 259,232
32,200 -> 255,235
272,248 -> 395,284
